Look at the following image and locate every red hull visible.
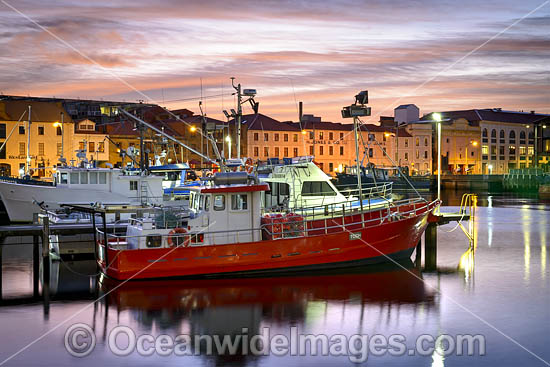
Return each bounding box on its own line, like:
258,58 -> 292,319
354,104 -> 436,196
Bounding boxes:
99,201 -> 437,280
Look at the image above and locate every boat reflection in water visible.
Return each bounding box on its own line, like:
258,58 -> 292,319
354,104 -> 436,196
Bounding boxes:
96,260 -> 436,363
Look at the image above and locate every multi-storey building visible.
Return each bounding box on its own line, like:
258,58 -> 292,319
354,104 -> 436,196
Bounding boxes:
0,99 -> 108,177
419,109 -> 550,174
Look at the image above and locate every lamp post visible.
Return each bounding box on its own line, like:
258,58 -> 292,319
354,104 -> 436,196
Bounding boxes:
53,112 -> 64,160
465,140 -> 478,174
225,135 -> 232,159
434,113 -> 443,213
190,125 -> 203,168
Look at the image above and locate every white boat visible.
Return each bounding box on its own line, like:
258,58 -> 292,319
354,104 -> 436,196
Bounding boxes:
0,166 -> 165,222
257,156 -> 392,216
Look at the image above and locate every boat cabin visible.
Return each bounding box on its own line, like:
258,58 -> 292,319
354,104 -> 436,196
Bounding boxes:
120,172 -> 268,250
258,157 -> 350,210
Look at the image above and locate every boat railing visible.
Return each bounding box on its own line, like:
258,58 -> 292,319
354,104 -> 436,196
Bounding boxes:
96,197 -> 434,250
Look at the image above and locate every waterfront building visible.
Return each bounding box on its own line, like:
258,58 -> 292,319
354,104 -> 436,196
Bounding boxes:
418,109 -> 550,174
0,99 -> 108,177
244,113 -> 409,175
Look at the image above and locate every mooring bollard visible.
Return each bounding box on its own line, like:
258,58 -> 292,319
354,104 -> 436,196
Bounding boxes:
425,222 -> 437,271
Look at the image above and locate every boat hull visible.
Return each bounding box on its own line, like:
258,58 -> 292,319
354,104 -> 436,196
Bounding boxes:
99,201 -> 435,280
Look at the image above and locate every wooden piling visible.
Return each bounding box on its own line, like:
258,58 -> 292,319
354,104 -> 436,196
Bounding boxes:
33,235 -> 39,298
415,239 -> 422,268
41,215 -> 50,317
425,222 -> 437,271
0,243 -> 3,301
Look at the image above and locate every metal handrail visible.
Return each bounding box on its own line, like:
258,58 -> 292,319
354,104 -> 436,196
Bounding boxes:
97,198 -> 435,249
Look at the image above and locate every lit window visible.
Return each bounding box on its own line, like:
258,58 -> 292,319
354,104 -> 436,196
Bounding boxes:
482,145 -> 489,155
38,143 -> 44,156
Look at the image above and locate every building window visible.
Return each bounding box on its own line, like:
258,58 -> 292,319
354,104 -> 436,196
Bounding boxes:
319,146 -> 324,155
368,134 -> 375,141
404,139 -> 409,148
274,133 -> 279,142
404,152 -> 408,161
309,131 -> 314,140
491,129 -> 497,143
254,133 -> 259,141
89,142 -> 95,153
293,134 -> 298,142
264,133 -> 269,141
340,133 -> 344,140
329,132 -> 333,141
528,132 -> 534,145
56,126 -> 62,135
482,128 -> 488,143
329,162 -> 333,172
491,145 -> 497,155
500,130 -> 505,143
79,141 -> 85,151
309,145 -> 314,155
0,145 -> 6,159
416,137 -> 419,146
340,146 -> 344,155
499,146 -> 505,160
509,145 -> 516,157
254,147 -> 259,156
284,134 -> 288,142
264,147 -> 269,157
0,124 -> 5,139
424,138 -> 428,146
528,146 -> 534,155
38,126 -> 44,135
19,142 -> 25,155
38,143 -> 44,156
519,146 -> 526,155
319,132 -> 323,140
284,147 -> 289,157
368,148 -> 373,158
130,181 -> 138,190
520,131 -> 526,145
416,150 -> 420,159
19,126 -> 25,134
329,146 -> 333,155
424,151 -> 428,159
57,143 -> 62,156
293,148 -> 298,157
98,142 -> 105,153
509,130 -> 516,144
275,147 -> 279,156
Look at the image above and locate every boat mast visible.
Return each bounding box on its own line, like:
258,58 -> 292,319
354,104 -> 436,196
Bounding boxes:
341,91 -> 371,214
353,115 -> 363,211
117,108 -> 220,166
231,77 -> 242,159
25,105 -> 31,175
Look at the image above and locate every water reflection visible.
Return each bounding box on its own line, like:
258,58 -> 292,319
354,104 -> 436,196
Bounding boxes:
95,261 -> 436,363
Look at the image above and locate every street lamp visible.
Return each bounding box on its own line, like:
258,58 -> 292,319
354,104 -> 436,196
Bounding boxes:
465,140 -> 478,174
432,112 -> 442,204
189,125 -> 203,167
225,135 -> 232,159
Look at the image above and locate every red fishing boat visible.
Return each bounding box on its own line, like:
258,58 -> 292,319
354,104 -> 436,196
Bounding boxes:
96,171 -> 438,280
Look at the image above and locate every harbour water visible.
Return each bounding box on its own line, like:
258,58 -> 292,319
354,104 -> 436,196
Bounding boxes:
0,192 -> 549,366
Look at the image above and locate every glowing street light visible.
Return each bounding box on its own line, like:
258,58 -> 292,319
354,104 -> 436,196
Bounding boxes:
301,130 -> 307,135
432,112 -> 442,206
225,135 -> 232,159
189,125 -> 197,133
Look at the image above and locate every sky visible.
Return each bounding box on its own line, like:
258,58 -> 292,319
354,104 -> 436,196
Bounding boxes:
0,0 -> 549,123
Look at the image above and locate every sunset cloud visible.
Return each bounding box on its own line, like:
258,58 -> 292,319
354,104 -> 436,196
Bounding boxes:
0,0 -> 548,122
